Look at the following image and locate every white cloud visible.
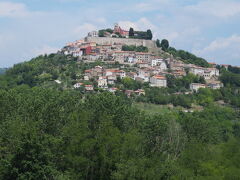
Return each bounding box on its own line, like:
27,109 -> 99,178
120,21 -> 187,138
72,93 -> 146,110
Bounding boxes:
0,2 -> 29,18
135,3 -> 158,12
185,0 -> 240,18
119,18 -> 156,31
193,35 -> 240,65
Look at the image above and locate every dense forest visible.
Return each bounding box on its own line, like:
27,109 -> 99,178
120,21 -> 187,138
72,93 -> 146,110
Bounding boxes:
0,54 -> 240,179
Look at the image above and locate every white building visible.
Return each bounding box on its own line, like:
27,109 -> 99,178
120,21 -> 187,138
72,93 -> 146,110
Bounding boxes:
151,59 -> 167,71
207,81 -> 223,89
208,68 -> 220,77
150,75 -> 167,87
88,31 -> 98,37
98,76 -> 108,88
152,59 -> 163,66
73,50 -> 83,57
190,67 -> 205,76
127,57 -> 137,64
190,66 -> 219,80
190,83 -> 206,91
74,83 -> 83,89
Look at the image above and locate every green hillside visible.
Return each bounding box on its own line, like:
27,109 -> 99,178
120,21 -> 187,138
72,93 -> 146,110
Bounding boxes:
0,53 -> 240,179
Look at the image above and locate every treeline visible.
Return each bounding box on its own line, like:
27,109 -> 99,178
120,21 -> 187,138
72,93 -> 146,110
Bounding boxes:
129,28 -> 153,40
155,38 -> 210,67
167,47 -> 210,67
0,86 -> 239,179
122,45 -> 148,52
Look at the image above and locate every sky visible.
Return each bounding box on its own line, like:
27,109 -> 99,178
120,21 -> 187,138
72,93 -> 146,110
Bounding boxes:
0,0 -> 240,67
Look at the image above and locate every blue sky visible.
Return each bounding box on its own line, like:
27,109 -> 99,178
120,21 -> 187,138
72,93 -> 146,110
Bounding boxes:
1,0 -> 240,67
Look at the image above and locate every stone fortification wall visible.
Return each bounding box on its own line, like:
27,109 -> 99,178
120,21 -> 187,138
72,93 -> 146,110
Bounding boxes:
85,37 -> 157,49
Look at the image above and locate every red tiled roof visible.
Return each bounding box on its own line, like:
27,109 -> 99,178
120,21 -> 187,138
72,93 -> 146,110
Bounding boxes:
153,75 -> 166,80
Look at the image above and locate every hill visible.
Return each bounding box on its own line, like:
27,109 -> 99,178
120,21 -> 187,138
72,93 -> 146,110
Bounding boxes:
1,37 -> 240,179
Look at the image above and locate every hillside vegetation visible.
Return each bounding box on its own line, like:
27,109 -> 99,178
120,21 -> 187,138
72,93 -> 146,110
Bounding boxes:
1,54 -> 240,179
0,87 -> 240,179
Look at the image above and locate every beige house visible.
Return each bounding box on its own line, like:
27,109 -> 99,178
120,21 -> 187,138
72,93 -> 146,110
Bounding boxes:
113,51 -> 134,63
207,81 -> 223,89
190,83 -> 206,91
136,52 -> 152,63
150,75 -> 167,87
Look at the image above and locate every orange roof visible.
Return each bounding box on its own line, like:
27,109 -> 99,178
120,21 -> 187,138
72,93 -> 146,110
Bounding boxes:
106,69 -> 125,73
153,75 -> 166,80
136,52 -> 151,55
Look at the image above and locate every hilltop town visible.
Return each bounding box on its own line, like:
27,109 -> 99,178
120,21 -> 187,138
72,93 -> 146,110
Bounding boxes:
60,24 -> 224,94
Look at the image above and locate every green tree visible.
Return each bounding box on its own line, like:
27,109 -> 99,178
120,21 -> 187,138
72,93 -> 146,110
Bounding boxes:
129,27 -> 134,37
156,39 -> 161,47
146,29 -> 153,40
161,39 -> 169,51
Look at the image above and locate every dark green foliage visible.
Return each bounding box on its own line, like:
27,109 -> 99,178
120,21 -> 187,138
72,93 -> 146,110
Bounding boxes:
1,51 -> 240,179
166,73 -> 205,90
134,30 -> 152,40
129,27 -> 134,37
156,39 -> 161,47
106,28 -> 113,34
120,77 -> 143,90
160,39 -> 169,51
167,47 -> 210,67
228,65 -> 240,74
220,71 -> 240,87
122,45 -> 148,52
146,29 -> 153,40
0,86 -> 239,179
98,29 -> 114,37
98,29 -> 106,37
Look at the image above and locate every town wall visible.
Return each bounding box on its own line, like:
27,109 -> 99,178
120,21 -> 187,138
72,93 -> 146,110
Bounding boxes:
85,37 -> 157,49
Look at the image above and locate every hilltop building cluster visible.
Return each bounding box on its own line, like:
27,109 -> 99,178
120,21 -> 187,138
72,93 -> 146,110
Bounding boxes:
61,24 -> 223,93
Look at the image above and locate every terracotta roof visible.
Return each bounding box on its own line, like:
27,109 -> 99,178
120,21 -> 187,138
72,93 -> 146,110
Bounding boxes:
153,75 -> 166,80
136,52 -> 151,55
